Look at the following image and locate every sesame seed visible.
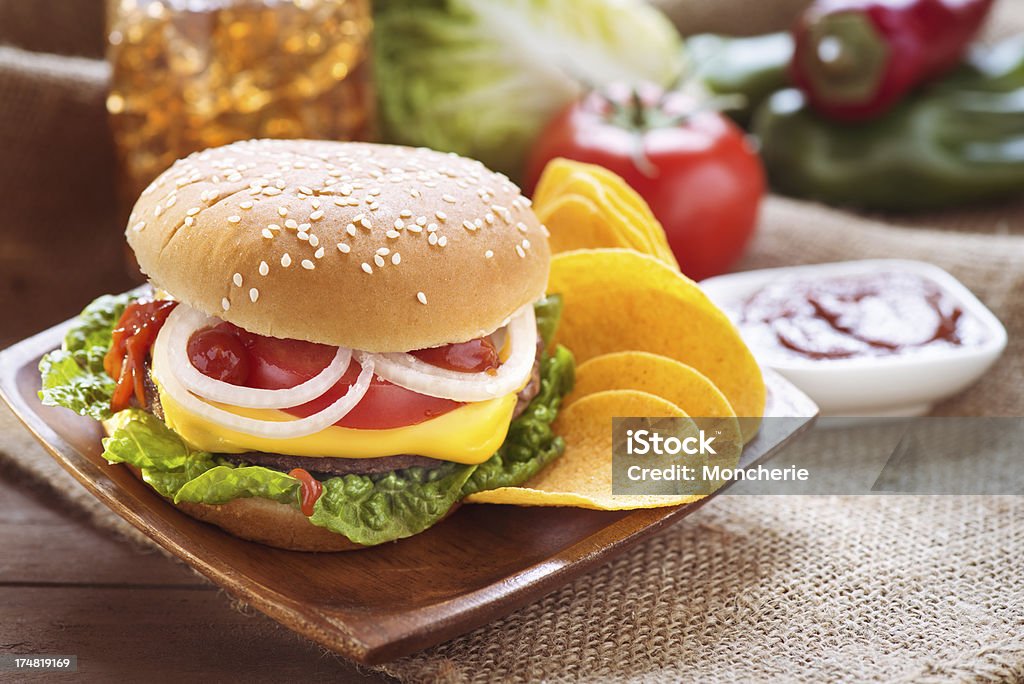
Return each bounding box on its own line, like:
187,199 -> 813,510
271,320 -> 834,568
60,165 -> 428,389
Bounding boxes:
314,246 -> 325,259
361,262 -> 373,274
522,238 -> 531,249
407,224 -> 423,234
166,195 -> 177,207
442,194 -> 456,203
353,213 -> 364,222
184,216 -> 195,227
474,218 -> 483,228
259,261 -> 269,276
186,207 -> 201,216
312,199 -> 321,209
435,210 -> 447,221
301,259 -> 315,270
485,213 -> 495,225
333,197 -> 349,207
517,222 -> 529,233
227,215 -> 241,223
132,221 -> 146,232
299,185 -> 313,195
394,218 -> 404,230
392,252 -> 401,265
485,249 -> 494,259
416,216 -> 427,226
386,229 -> 400,239
346,224 -> 357,237
249,288 -> 259,303
278,206 -> 288,217
281,253 -> 292,267
410,189 -> 421,198
417,291 -> 428,305
309,234 -> 320,247
376,247 -> 391,256
540,224 -> 550,237
310,210 -> 324,221
232,273 -> 243,287
297,232 -> 309,242
438,235 -> 449,247
360,218 -> 371,229
240,201 -> 254,209
261,228 -> 274,239
267,223 -> 281,232
154,205 -> 162,217
337,242 -> 351,253
221,297 -> 231,311
515,245 -> 526,258
463,220 -> 476,232
399,210 -> 413,218
374,254 -> 386,267
263,187 -> 282,196
285,219 -> 298,230
428,233 -> 438,246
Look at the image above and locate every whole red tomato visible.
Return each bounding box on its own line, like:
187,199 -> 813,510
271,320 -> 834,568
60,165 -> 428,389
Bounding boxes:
524,83 -> 765,281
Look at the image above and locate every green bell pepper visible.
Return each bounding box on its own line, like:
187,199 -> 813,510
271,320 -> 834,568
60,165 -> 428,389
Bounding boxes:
689,32 -> 793,127
753,36 -> 1024,211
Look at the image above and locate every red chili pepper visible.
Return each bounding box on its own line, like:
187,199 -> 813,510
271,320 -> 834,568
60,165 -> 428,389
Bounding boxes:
790,0 -> 994,121
288,468 -> 323,517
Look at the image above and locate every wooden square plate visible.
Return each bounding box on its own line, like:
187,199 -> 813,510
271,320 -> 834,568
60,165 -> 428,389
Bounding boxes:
0,317 -> 817,664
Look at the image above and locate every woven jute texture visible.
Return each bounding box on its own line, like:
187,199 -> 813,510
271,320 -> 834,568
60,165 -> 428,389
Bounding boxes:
1,1 -> 1023,682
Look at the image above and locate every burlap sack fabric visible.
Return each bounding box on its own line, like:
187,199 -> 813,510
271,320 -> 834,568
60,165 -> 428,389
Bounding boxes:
1,1 -> 1022,682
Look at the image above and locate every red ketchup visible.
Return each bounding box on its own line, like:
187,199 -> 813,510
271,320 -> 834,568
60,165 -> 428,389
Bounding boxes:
288,468 -> 323,516
104,299 -> 178,412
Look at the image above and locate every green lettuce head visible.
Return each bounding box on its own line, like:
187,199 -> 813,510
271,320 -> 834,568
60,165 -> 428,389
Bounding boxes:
375,0 -> 684,179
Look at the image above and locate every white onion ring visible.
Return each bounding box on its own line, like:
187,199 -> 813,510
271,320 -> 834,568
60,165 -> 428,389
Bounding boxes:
152,323 -> 373,439
164,304 -> 351,409
364,305 -> 537,402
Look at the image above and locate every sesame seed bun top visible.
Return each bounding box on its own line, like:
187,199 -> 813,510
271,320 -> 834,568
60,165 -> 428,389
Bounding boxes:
126,140 -> 550,352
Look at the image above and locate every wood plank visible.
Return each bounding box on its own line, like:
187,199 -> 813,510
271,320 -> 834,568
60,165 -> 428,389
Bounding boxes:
0,474 -> 204,588
0,587 -> 390,682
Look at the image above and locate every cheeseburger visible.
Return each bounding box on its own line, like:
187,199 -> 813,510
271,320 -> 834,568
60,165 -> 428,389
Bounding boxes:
40,140 -> 575,551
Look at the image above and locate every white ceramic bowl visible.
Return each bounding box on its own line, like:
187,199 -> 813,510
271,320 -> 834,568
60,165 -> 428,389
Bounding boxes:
701,260 -> 1008,416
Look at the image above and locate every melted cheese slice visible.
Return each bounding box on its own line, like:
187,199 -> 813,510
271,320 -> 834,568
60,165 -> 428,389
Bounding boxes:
156,382 -> 516,465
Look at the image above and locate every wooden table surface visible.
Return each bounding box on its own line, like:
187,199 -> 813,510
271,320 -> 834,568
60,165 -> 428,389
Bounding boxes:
0,469 -> 395,682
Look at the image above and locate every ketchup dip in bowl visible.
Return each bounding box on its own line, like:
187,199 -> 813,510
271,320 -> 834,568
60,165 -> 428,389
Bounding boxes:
701,260 -> 1008,416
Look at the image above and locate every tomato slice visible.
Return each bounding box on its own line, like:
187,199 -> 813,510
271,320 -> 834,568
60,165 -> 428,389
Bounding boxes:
191,323 -> 468,430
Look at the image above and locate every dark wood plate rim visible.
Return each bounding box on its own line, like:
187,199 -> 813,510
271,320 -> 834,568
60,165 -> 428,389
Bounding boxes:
0,316 -> 818,664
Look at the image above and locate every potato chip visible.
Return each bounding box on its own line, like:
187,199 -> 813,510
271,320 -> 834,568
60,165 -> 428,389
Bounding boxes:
568,351 -> 743,466
536,170 -> 662,260
548,249 -> 765,441
466,389 -> 706,510
563,162 -> 678,267
534,193 -> 634,255
533,159 -> 678,268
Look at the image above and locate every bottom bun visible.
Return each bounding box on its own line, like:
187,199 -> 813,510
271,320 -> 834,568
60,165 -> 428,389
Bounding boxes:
176,497 -> 363,552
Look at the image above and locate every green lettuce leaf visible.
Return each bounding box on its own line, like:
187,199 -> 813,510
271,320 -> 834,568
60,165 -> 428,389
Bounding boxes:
374,0 -> 683,179
309,463 -> 476,546
461,344 -> 574,496
38,292 -> 137,420
101,409 -> 217,498
533,294 -> 563,347
174,466 -> 300,506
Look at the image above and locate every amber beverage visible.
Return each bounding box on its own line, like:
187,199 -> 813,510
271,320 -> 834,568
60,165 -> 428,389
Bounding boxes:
106,0 -> 373,233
